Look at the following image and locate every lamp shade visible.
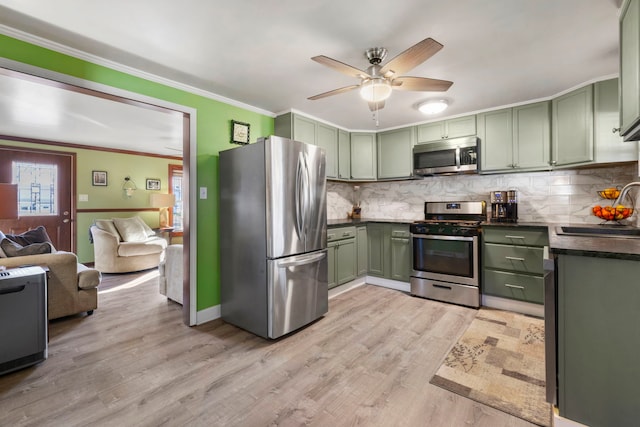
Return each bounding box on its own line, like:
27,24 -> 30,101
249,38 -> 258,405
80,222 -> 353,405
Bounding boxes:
149,193 -> 176,208
0,183 -> 18,219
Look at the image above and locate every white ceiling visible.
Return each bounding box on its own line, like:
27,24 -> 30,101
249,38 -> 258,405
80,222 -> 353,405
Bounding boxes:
0,0 -> 624,155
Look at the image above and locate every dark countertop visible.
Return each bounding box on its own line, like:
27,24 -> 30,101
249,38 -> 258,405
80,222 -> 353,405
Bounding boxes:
327,218 -> 414,227
481,221 -> 549,228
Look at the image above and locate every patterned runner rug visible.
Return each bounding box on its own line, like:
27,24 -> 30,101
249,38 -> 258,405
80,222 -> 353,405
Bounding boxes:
430,308 -> 551,426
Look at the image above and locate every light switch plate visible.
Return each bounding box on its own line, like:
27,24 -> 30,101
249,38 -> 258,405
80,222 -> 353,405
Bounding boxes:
199,187 -> 207,199
79,194 -> 89,202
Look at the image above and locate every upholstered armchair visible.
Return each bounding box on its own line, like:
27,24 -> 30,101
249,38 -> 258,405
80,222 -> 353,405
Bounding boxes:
159,244 -> 183,304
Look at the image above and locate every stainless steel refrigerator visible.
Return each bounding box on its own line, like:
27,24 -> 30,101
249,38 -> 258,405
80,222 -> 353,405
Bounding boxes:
219,136 -> 328,339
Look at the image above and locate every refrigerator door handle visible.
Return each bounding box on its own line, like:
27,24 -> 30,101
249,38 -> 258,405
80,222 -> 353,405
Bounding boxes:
277,251 -> 326,268
295,152 -> 305,242
302,151 -> 311,248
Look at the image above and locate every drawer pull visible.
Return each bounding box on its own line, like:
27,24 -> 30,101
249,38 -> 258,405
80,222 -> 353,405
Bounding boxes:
342,232 -> 351,237
433,284 -> 452,290
505,235 -> 525,239
504,283 -> 525,290
505,256 -> 525,261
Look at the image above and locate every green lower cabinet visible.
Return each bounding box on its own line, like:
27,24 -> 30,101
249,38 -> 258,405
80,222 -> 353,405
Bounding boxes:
557,254 -> 640,427
327,242 -> 337,289
356,226 -> 368,276
367,223 -> 411,281
367,223 -> 387,277
327,226 -> 356,289
390,235 -> 411,281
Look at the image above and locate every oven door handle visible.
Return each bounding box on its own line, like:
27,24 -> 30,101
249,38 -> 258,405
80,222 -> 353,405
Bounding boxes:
411,233 -> 474,242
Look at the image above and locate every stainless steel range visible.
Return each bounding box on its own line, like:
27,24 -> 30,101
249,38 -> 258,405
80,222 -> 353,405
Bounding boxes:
410,201 -> 486,308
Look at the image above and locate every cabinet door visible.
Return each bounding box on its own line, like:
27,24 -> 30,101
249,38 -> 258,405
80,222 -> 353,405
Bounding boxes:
316,123 -> 338,178
293,115 -> 316,145
367,223 -> 386,277
350,133 -> 377,180
479,108 -> 513,172
356,226 -> 368,276
338,129 -> 351,180
513,101 -> 551,170
446,115 -> 477,139
377,127 -> 414,179
327,242 -> 337,289
336,239 -> 357,285
594,78 -> 636,163
416,122 -> 445,143
552,85 -> 594,166
620,0 -> 640,136
390,236 -> 411,281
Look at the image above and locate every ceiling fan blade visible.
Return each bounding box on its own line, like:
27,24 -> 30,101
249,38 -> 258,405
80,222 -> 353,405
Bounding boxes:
308,84 -> 360,100
311,55 -> 371,79
392,76 -> 453,92
368,100 -> 385,111
380,37 -> 443,78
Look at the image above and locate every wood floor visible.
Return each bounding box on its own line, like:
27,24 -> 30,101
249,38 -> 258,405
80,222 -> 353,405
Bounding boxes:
0,271 -> 536,427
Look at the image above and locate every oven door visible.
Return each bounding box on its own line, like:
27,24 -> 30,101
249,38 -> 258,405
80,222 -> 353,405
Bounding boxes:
411,234 -> 479,286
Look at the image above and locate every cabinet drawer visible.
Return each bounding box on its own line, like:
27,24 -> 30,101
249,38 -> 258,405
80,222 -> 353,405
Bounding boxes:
482,226 -> 549,246
483,269 -> 544,304
327,226 -> 356,242
483,243 -> 544,274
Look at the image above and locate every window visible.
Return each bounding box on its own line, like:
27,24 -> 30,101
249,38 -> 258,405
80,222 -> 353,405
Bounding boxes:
12,161 -> 58,215
169,165 -> 183,230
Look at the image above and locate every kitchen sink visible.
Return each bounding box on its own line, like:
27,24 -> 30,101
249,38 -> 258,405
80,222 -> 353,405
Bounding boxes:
556,225 -> 640,238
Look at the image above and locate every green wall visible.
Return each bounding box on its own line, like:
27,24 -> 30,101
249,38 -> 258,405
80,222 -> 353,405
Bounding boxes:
0,34 -> 275,312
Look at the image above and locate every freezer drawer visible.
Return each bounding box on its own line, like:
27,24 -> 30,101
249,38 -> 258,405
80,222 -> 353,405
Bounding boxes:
268,250 -> 328,339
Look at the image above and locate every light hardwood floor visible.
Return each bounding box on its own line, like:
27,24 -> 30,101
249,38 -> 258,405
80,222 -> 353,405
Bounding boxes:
0,271 -> 535,426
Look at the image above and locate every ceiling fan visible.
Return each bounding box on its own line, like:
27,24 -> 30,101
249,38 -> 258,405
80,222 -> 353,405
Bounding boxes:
308,37 -> 453,111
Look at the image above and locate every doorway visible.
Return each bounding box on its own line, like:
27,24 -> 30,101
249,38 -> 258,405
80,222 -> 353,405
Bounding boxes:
0,146 -> 75,251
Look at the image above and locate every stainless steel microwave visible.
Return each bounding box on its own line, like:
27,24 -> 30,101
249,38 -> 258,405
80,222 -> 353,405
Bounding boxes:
413,136 -> 479,176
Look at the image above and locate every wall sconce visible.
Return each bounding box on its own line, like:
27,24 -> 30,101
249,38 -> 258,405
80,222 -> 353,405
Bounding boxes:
0,183 -> 19,219
149,193 -> 176,228
122,176 -> 138,198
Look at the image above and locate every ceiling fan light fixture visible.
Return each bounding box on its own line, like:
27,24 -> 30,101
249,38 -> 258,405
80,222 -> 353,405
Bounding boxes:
418,100 -> 448,115
360,78 -> 392,103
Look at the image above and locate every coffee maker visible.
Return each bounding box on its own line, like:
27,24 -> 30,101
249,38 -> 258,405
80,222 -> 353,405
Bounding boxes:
490,190 -> 518,222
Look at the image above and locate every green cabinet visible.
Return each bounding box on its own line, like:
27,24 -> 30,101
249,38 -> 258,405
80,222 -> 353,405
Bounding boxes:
557,254 -> 640,427
338,129 -> 350,180
377,127 -> 415,179
594,78 -> 637,163
350,133 -> 377,180
482,226 -> 548,304
274,113 -> 339,178
620,0 -> 640,140
552,85 -> 594,167
367,223 -> 411,281
327,226 -> 357,289
416,115 -> 476,143
479,102 -> 550,173
356,225 -> 368,276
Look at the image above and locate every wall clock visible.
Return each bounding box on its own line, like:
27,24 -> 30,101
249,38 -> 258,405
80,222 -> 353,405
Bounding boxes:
231,120 -> 250,145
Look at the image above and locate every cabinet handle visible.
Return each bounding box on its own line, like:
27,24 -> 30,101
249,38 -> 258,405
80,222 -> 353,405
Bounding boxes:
342,232 -> 351,237
505,256 -> 525,262
504,283 -> 525,290
612,127 -> 620,134
504,235 -> 525,239
550,160 -> 557,166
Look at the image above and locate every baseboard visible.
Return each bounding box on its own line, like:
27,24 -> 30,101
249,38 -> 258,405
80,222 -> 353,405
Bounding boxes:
481,295 -> 544,318
366,276 -> 411,293
196,304 -> 220,325
329,277 -> 366,299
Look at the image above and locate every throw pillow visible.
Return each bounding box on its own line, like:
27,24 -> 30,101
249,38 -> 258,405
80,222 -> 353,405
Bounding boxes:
4,226 -> 54,246
134,216 -> 156,237
0,238 -> 54,257
0,231 -> 6,258
112,217 -> 148,242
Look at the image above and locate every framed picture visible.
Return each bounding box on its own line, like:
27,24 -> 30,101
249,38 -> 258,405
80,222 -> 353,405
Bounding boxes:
231,120 -> 250,145
146,178 -> 161,190
92,170 -> 108,186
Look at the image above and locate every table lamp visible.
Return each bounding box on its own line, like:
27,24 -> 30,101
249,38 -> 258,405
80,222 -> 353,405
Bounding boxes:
149,193 -> 176,228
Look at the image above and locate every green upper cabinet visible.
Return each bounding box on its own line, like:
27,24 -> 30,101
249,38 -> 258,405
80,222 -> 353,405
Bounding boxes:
377,127 -> 415,179
417,115 -> 476,143
338,129 -> 351,180
594,78 -> 637,163
350,132 -> 377,180
620,0 -> 640,140
479,102 -> 550,173
316,123 -> 338,178
552,85 -> 594,167
274,113 -> 339,178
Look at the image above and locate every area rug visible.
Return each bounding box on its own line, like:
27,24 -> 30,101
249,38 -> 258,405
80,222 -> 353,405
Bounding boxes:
430,308 -> 551,427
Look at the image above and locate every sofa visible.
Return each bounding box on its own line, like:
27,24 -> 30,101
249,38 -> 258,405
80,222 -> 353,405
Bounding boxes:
90,217 -> 167,273
159,244 -> 183,304
1,226 -> 101,320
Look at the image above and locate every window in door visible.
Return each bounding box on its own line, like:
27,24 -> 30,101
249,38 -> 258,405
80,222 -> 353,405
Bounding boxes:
169,164 -> 183,230
13,161 -> 58,216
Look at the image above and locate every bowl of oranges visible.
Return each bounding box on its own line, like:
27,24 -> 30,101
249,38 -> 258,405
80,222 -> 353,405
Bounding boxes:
597,187 -> 621,199
592,204 -> 634,221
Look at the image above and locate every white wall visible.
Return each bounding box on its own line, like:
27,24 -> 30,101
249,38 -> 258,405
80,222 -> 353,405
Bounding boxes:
328,163 -> 639,225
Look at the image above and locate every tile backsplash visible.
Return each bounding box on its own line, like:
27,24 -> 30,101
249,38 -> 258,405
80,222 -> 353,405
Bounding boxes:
327,164 -> 640,225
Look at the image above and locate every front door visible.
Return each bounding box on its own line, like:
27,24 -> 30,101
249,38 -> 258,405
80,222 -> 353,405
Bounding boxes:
0,146 -> 74,252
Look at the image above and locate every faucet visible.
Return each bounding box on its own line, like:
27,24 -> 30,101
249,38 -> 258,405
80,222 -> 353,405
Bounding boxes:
613,182 -> 640,207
